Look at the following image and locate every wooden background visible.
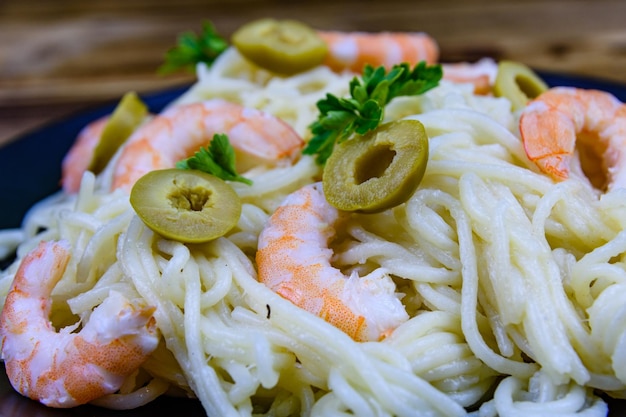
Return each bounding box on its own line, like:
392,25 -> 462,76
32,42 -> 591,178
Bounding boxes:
1,0 -> 626,147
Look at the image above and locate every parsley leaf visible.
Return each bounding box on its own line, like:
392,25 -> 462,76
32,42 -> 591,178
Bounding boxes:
158,20 -> 228,75
176,134 -> 253,185
303,61 -> 443,164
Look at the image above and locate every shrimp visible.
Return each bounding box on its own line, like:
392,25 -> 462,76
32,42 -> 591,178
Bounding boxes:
112,99 -> 304,192
0,240 -> 159,408
317,30 -> 493,93
442,58 -> 498,95
316,30 -> 439,73
519,87 -> 626,191
61,116 -> 109,194
256,182 -> 409,342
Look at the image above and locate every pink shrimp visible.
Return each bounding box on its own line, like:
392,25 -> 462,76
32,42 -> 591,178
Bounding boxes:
519,87 -> 626,191
256,182 -> 408,342
316,30 -> 439,73
442,58 -> 498,95
0,240 -> 159,408
111,99 -> 304,192
61,116 -> 109,194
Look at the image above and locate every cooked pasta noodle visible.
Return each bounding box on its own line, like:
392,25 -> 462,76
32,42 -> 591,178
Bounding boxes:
0,46 -> 624,416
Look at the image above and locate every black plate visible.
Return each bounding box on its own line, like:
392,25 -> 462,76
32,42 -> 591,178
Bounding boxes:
1,73 -> 626,416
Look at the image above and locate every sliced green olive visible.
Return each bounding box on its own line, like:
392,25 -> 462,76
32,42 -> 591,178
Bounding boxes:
494,60 -> 548,111
322,119 -> 429,213
232,18 -> 328,75
89,91 -> 148,174
130,169 -> 241,243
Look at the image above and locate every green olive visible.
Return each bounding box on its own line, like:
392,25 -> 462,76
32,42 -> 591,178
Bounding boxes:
232,18 -> 328,75
494,60 -> 548,111
89,91 -> 148,174
322,119 -> 429,213
130,169 -> 242,243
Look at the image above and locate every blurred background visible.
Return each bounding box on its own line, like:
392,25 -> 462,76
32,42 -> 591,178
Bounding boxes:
1,0 -> 625,146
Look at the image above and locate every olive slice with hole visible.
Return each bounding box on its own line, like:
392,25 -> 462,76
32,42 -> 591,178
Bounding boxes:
493,60 -> 548,111
232,18 -> 328,75
89,91 -> 148,174
130,169 -> 242,243
322,119 -> 429,213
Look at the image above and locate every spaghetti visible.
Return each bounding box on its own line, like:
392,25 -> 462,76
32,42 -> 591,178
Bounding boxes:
0,43 -> 623,416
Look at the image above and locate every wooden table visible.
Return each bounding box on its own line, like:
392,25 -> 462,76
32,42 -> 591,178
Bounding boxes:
1,0 -> 626,147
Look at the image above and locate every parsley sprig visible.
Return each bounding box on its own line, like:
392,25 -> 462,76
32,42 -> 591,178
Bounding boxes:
158,20 -> 228,75
303,61 -> 443,164
176,134 -> 252,185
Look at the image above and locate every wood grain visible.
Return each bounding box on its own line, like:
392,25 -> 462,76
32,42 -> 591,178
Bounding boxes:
1,0 -> 626,146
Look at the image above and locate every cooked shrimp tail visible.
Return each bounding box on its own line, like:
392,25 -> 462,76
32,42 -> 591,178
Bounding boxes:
256,182 -> 409,342
0,240 -> 159,408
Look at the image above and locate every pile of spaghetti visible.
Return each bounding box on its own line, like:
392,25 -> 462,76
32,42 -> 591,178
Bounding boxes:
0,20 -> 624,417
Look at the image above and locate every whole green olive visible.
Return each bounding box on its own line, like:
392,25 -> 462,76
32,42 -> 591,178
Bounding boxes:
232,18 -> 328,75
130,169 -> 241,243
322,119 -> 429,213
494,60 -> 548,111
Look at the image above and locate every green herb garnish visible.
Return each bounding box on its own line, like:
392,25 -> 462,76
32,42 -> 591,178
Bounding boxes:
158,20 -> 228,75
303,61 -> 443,164
176,134 -> 252,185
